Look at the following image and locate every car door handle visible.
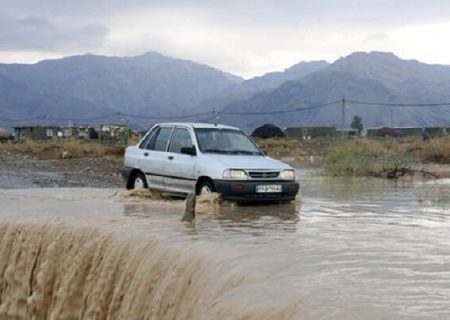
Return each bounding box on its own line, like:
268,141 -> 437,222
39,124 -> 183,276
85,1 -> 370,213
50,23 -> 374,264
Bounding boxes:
144,152 -> 149,157
168,156 -> 174,160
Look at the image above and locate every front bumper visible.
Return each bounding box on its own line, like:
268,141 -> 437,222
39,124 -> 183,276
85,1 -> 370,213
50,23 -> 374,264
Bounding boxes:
213,179 -> 299,202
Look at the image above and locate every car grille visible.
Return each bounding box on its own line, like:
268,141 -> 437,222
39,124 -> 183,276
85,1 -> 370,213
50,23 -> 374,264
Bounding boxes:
248,171 -> 279,179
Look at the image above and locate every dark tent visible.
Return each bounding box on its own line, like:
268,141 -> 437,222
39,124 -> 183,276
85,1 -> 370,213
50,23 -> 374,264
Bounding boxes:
251,124 -> 285,139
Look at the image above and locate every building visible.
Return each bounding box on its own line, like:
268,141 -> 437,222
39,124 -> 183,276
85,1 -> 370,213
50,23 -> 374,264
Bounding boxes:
60,125 -> 98,139
13,126 -> 60,140
366,127 -> 449,138
424,127 -> 449,138
13,125 -> 97,140
0,128 -> 13,142
284,126 -> 337,140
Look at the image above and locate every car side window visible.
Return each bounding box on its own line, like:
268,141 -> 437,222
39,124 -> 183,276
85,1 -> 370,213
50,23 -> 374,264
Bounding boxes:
139,127 -> 157,149
149,127 -> 173,152
169,128 -> 193,153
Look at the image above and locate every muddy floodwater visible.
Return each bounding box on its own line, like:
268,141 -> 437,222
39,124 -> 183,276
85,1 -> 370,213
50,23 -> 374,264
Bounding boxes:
1,170 -> 450,319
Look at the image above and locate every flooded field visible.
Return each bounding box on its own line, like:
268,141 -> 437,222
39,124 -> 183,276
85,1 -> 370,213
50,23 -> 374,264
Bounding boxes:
1,170 -> 450,319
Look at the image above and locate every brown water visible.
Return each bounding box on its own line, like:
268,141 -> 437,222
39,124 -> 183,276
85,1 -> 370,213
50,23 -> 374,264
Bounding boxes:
1,171 -> 450,319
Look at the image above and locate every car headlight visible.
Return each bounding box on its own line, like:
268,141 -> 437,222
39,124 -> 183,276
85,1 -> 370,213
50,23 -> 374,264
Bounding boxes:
222,169 -> 248,179
280,169 -> 295,180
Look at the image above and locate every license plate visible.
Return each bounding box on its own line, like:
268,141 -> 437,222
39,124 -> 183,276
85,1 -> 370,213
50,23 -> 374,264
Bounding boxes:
256,184 -> 282,193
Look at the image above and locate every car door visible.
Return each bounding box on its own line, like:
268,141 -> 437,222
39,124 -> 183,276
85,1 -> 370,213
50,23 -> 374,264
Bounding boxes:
164,127 -> 197,194
140,126 -> 174,190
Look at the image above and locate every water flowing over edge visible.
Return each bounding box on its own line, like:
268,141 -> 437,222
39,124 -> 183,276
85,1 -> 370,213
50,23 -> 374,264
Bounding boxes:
0,222 -> 300,320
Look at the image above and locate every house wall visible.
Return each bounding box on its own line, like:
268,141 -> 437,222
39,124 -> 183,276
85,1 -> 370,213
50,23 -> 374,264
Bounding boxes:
14,127 -> 59,140
14,126 -> 96,140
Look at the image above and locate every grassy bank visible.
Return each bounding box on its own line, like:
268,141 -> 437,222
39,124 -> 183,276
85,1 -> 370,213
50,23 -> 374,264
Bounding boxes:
257,136 -> 450,178
322,137 -> 450,178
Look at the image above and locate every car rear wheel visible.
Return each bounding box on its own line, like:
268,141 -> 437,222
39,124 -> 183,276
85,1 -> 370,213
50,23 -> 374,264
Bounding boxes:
131,171 -> 148,189
197,180 -> 215,196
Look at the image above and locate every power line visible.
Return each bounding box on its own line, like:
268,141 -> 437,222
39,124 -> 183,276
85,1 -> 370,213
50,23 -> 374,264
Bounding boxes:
0,113 -> 116,123
2,98 -> 450,124
0,111 -> 211,123
120,111 -> 211,120
222,100 -> 340,116
347,99 -> 450,108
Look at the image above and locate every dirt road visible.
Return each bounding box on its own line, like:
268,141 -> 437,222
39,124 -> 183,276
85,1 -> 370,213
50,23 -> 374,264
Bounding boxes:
0,149 -> 123,188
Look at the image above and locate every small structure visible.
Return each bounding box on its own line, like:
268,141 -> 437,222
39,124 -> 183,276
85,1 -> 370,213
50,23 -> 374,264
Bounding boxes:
424,127 -> 449,138
285,126 -> 337,140
13,125 -> 97,141
0,128 -> 13,142
251,124 -> 285,139
13,125 -> 60,140
366,127 -> 440,138
336,128 -> 358,137
99,123 -> 130,146
395,127 -> 423,138
60,125 -> 98,139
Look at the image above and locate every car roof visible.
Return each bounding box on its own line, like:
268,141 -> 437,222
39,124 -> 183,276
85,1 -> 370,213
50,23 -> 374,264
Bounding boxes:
155,122 -> 240,130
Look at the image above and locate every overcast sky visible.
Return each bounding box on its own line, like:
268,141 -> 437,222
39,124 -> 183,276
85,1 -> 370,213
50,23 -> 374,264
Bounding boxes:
1,0 -> 450,78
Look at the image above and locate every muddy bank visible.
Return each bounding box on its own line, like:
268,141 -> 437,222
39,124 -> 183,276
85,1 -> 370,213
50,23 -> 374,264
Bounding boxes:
0,150 -> 122,188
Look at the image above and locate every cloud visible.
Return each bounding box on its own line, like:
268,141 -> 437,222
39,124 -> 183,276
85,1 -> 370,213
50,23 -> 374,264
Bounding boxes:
1,1 -> 450,77
0,15 -> 108,51
363,32 -> 391,47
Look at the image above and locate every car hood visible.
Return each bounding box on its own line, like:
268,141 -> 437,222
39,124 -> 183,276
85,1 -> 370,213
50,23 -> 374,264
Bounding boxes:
203,154 -> 291,170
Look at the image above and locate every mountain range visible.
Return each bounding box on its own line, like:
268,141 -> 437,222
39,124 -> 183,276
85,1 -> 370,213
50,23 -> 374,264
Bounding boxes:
1,51 -> 450,131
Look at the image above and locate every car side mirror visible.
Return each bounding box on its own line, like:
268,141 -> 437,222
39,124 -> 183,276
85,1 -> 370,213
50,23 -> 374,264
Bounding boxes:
180,146 -> 196,156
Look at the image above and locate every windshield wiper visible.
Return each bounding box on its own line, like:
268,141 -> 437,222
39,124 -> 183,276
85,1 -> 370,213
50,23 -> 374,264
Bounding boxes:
202,149 -> 235,154
230,150 -> 262,155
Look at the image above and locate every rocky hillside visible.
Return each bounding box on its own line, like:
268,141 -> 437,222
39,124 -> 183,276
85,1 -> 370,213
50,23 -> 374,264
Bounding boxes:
0,52 -> 242,126
218,52 -> 450,130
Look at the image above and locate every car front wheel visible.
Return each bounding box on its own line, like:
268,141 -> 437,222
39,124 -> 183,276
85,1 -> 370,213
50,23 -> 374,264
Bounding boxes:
196,180 -> 215,196
131,171 -> 148,189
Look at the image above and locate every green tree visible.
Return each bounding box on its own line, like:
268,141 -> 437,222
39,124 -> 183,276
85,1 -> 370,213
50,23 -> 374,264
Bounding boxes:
351,115 -> 363,135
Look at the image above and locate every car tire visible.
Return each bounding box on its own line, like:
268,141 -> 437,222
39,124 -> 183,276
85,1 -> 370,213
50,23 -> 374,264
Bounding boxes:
130,171 -> 148,189
196,180 -> 215,196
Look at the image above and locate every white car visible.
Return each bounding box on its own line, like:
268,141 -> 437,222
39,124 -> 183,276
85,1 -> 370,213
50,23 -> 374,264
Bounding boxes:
122,123 -> 299,202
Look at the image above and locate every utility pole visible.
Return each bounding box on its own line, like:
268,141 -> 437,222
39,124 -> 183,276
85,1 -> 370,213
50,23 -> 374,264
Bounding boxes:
212,107 -> 218,126
341,95 -> 346,137
390,107 -> 394,127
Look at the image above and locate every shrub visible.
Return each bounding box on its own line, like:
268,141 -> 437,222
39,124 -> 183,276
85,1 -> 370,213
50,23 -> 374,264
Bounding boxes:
322,138 -> 415,177
416,137 -> 450,163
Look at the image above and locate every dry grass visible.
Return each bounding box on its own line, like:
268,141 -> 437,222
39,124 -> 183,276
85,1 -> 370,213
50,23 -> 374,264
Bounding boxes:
413,136 -> 450,163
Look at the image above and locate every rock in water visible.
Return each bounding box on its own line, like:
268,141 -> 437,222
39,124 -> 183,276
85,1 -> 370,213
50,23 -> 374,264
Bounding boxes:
182,193 -> 196,222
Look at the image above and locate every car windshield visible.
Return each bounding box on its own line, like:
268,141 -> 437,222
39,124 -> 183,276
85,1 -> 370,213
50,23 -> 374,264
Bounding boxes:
195,128 -> 262,155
